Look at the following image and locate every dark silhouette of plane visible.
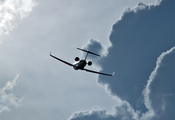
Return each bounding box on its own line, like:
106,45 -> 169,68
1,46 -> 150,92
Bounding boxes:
50,48 -> 115,76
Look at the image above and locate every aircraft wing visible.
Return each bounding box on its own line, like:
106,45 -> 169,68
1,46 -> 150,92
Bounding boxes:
50,52 -> 73,66
83,68 -> 115,76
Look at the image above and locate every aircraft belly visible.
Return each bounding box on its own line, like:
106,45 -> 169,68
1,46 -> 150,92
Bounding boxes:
73,61 -> 86,70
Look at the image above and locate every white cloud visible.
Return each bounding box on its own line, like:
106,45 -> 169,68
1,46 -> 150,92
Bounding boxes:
142,46 -> 175,120
0,74 -> 23,113
69,100 -> 140,120
119,0 -> 161,22
0,0 -> 37,37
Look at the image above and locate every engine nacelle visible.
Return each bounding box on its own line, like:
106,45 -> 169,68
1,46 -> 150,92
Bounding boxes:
88,61 -> 92,66
75,57 -> 79,61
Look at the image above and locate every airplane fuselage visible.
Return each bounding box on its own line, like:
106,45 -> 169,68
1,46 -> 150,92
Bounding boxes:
73,60 -> 86,70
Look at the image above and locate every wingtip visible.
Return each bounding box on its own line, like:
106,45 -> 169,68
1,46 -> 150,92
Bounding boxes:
77,48 -> 81,50
112,72 -> 115,76
50,51 -> 52,56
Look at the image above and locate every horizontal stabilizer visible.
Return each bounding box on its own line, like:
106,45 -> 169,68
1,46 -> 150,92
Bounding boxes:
77,48 -> 100,57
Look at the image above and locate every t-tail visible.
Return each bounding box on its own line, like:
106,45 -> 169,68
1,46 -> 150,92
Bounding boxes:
77,48 -> 100,60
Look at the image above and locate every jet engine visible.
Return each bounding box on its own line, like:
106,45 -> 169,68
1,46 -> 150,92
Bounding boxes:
75,57 -> 79,61
88,61 -> 92,66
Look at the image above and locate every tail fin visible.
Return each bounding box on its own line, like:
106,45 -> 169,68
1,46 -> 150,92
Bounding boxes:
77,48 -> 100,57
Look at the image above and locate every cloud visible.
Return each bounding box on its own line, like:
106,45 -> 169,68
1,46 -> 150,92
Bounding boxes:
0,74 -> 23,113
98,0 -> 174,111
69,101 -> 139,120
142,46 -> 175,120
68,0 -> 175,119
83,39 -> 103,57
69,46 -> 175,120
80,39 -> 104,67
0,0 -> 37,38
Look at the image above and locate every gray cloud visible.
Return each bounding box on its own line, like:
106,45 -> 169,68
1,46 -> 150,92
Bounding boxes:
83,39 -> 103,57
81,39 -> 104,67
69,102 -> 139,120
98,0 -> 174,111
142,46 -> 175,120
0,0 -> 172,120
69,0 -> 175,119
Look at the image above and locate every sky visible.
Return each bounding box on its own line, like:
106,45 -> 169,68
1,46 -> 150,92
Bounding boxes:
0,0 -> 174,120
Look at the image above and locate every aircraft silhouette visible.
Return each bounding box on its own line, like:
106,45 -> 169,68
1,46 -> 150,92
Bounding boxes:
50,48 -> 115,76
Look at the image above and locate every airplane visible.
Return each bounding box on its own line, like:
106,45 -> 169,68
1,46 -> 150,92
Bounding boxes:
50,48 -> 115,76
